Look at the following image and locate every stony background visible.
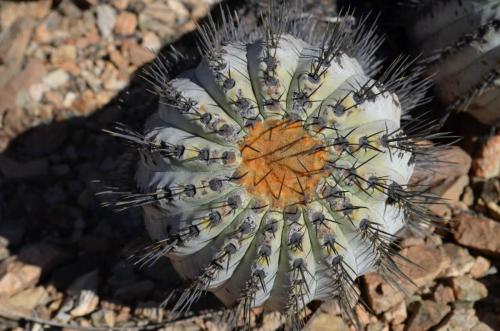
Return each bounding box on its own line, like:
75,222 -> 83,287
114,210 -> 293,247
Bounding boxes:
0,0 -> 498,330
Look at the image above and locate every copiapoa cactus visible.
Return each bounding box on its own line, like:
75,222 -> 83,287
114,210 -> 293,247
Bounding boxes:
102,2 -> 447,329
404,0 -> 500,126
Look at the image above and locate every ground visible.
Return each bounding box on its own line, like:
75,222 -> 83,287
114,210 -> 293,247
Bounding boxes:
0,0 -> 499,330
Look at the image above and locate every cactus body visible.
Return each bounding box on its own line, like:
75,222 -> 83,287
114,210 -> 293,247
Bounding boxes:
408,0 -> 500,125
104,4 -> 445,328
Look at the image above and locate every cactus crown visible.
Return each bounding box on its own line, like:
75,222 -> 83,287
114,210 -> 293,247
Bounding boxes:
101,2 -> 449,329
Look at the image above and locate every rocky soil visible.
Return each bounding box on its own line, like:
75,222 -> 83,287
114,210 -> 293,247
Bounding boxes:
0,0 -> 499,330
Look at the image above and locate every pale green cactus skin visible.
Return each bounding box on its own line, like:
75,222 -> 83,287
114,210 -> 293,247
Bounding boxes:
104,4 -> 443,328
409,0 -> 500,125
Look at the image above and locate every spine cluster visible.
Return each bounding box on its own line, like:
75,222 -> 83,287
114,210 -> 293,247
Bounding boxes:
408,0 -> 500,125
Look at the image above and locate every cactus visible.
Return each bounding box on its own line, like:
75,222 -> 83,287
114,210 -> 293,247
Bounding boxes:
102,3 -> 446,328
406,0 -> 500,126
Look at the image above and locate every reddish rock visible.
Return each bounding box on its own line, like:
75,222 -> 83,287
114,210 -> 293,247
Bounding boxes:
114,11 -> 137,35
126,41 -> 155,67
304,312 -> 349,331
469,256 -> 491,279
432,284 -> 456,304
383,300 -> 406,325
412,147 -> 471,186
450,276 -> 488,302
451,213 -> 500,256
472,135 -> 500,179
0,257 -> 41,297
363,273 -> 405,314
397,244 -> 449,289
439,243 -> 475,278
363,244 -> 448,314
0,0 -> 51,31
435,307 -> 492,331
406,300 -> 450,331
0,18 -> 34,88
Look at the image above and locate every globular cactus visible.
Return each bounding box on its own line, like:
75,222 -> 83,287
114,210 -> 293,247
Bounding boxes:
103,3 -> 445,328
406,0 -> 500,126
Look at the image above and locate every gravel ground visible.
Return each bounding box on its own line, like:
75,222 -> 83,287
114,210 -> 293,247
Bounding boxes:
0,1 -> 499,330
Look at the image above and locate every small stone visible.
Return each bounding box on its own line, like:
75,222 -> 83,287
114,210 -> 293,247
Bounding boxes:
432,284 -> 456,304
70,290 -> 99,317
0,0 -> 51,30
101,62 -> 127,91
0,18 -> 34,88
398,244 -> 449,289
354,305 -> 373,325
127,41 -> 155,66
383,300 -> 406,325
63,92 -> 77,108
29,83 -> 46,103
412,147 -> 471,186
435,307 -> 487,331
96,5 -> 116,39
81,70 -> 101,92
451,213 -> 500,256
304,312 -> 349,331
469,256 -> 491,278
472,135 -> 500,179
109,50 -> 129,73
256,311 -> 284,331
103,309 -> 116,327
440,243 -> 475,277
42,69 -> 70,89
114,11 -> 137,35
450,276 -> 488,302
142,32 -> 161,52
461,186 -> 474,207
50,45 -> 77,65
363,273 -> 405,314
406,300 -> 450,331
58,61 -> 80,76
4,286 -> 49,310
0,257 -> 41,297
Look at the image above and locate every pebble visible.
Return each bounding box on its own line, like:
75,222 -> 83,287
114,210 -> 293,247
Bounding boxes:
142,31 -> 161,51
440,243 -> 475,277
469,256 -> 491,278
304,312 -> 349,331
51,45 -> 77,65
42,69 -> 70,89
435,307 -> 493,331
451,213 -> 500,256
3,286 -> 49,310
406,300 -> 451,331
70,290 -> 99,317
472,135 -> 500,179
96,4 -> 117,39
450,276 -> 488,302
397,244 -> 449,289
432,284 -> 456,304
363,272 -> 405,314
115,11 -> 138,35
0,257 -> 41,297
